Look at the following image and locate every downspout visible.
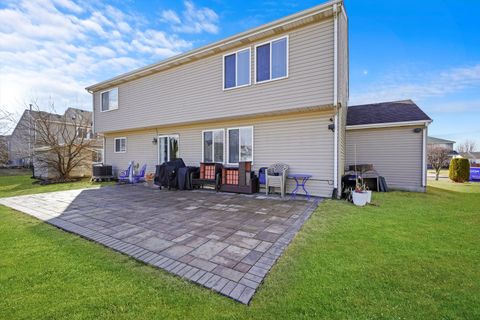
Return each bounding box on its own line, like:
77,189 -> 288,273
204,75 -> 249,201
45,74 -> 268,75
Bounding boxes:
333,3 -> 339,196
422,123 -> 429,191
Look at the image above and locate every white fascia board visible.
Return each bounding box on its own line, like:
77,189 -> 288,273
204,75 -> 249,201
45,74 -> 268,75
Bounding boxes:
346,120 -> 432,130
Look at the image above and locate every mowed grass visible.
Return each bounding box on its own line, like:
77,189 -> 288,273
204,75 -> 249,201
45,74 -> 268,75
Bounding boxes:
0,174 -> 479,319
0,172 -> 113,198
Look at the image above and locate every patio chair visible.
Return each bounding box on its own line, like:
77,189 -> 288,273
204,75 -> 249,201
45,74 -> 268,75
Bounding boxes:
133,164 -> 147,183
118,162 -> 133,183
265,163 -> 289,198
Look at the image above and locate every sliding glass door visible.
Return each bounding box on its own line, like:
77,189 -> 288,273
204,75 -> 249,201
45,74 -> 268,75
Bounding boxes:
158,135 -> 179,164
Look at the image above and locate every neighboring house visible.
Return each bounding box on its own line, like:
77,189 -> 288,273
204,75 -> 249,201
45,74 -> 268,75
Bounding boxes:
0,135 -> 9,165
428,136 -> 455,150
8,108 -> 102,179
460,152 -> 480,165
86,1 -> 430,196
346,100 -> 432,192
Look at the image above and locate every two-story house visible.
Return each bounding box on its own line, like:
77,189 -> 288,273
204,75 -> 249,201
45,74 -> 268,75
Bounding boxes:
87,0 -> 432,195
87,0 -> 349,198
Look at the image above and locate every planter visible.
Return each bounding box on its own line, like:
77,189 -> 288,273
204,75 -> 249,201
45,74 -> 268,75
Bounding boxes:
366,190 -> 372,203
352,191 -> 368,206
145,180 -> 154,187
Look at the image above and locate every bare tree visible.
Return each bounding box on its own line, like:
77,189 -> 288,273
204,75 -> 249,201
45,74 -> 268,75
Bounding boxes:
0,108 -> 16,135
19,102 -> 98,180
457,140 -> 477,154
427,146 -> 451,181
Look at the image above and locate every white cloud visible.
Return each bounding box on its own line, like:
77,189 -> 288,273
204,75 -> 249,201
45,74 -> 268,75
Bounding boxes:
160,1 -> 219,34
350,64 -> 480,105
0,0 -> 196,117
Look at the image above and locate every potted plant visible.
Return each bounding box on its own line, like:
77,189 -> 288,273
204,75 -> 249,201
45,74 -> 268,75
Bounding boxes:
144,172 -> 155,187
352,182 -> 369,206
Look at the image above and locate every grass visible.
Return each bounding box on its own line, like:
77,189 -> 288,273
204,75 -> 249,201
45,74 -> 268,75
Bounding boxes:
0,173 -> 479,319
0,172 -> 113,198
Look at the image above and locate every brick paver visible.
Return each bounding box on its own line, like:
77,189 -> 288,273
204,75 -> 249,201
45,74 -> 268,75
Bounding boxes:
0,185 -> 319,304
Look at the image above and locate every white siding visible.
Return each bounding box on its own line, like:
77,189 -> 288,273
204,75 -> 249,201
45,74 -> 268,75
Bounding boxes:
105,110 -> 336,197
346,126 -> 425,192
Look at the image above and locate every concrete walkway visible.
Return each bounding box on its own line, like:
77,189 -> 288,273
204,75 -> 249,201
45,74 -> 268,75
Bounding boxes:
0,185 -> 319,304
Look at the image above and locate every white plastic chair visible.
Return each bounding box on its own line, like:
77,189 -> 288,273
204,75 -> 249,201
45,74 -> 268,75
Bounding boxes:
265,163 -> 289,198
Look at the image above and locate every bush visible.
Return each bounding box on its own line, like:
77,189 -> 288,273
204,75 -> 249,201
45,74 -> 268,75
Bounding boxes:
449,158 -> 470,182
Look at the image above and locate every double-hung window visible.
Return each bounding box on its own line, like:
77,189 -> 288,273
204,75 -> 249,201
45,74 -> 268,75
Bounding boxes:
224,48 -> 251,89
114,137 -> 126,153
256,36 -> 288,83
227,126 -> 253,164
202,129 -> 224,163
101,88 -> 118,112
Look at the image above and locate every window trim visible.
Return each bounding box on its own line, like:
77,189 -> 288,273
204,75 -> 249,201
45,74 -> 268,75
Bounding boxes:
226,126 -> 254,165
254,35 -> 289,84
222,47 -> 251,91
201,129 -> 225,164
100,87 -> 119,113
114,137 -> 127,153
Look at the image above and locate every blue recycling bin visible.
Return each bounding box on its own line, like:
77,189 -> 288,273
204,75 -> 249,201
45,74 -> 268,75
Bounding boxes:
470,167 -> 480,181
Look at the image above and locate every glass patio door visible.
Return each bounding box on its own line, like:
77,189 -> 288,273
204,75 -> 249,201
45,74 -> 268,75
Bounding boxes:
158,135 -> 179,164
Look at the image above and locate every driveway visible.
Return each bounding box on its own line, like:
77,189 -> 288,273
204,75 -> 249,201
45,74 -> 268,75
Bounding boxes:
0,185 -> 319,304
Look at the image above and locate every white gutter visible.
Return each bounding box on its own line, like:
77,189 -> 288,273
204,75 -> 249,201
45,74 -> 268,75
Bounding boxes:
422,123 -> 430,189
346,120 -> 432,130
332,3 -> 339,192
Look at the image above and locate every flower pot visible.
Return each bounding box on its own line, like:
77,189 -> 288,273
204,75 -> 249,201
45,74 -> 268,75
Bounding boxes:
352,191 -> 368,206
366,190 -> 372,203
145,180 -> 154,187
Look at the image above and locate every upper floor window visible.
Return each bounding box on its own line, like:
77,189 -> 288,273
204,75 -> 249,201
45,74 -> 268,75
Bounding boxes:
203,129 -> 224,163
114,137 -> 126,153
101,88 -> 118,112
227,126 -> 253,164
256,36 -> 288,83
224,48 -> 251,89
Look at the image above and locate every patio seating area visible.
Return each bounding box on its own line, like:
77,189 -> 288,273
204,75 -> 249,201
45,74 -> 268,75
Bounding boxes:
0,184 -> 319,304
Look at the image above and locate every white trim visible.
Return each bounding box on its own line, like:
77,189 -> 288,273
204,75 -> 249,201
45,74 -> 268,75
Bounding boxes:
201,129 -> 225,163
346,120 -> 432,130
333,114 -> 338,189
422,126 -> 427,188
100,87 -> 119,112
102,136 -> 106,164
254,35 -> 289,84
114,137 -> 126,153
226,126 -> 254,165
86,1 -> 337,92
333,4 -> 339,191
222,47 -> 251,91
157,134 -> 180,164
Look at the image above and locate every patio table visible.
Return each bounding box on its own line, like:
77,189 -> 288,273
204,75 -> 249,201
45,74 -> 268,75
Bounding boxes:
288,174 -> 312,200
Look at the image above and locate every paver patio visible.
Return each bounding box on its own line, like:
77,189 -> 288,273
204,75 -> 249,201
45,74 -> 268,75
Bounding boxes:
0,185 -> 319,304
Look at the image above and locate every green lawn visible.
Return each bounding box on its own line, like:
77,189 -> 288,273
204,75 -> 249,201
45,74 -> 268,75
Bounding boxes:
1,174 -> 479,319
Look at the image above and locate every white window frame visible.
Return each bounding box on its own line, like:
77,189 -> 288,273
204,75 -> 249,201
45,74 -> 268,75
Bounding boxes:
157,134 -> 180,165
114,137 -> 126,153
201,129 -> 225,164
226,126 -> 254,165
254,35 -> 289,84
100,87 -> 119,112
222,47 -> 251,91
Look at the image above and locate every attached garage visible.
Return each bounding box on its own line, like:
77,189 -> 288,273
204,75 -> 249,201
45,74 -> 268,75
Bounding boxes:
345,100 -> 432,192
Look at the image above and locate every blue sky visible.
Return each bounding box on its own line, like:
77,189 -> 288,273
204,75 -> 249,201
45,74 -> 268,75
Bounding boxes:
0,0 -> 479,146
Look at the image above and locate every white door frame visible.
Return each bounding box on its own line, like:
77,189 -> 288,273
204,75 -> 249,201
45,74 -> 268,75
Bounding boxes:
157,134 -> 180,164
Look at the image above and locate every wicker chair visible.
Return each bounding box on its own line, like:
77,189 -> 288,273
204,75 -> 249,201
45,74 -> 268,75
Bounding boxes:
265,163 -> 289,198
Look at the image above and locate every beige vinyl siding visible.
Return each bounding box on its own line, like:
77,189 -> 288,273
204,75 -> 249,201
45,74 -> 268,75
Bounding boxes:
105,110 -> 335,197
346,126 -> 425,192
94,18 -> 335,133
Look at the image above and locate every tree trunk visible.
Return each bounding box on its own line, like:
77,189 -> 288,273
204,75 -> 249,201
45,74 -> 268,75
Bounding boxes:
435,171 -> 440,181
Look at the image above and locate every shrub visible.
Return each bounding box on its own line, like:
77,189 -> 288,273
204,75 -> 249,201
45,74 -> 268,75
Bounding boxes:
449,158 -> 470,182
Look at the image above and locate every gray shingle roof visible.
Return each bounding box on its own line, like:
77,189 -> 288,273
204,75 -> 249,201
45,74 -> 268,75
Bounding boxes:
347,100 -> 432,126
428,136 -> 456,145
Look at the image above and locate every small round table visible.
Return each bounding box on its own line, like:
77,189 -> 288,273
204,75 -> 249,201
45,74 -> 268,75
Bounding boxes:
288,174 -> 312,200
